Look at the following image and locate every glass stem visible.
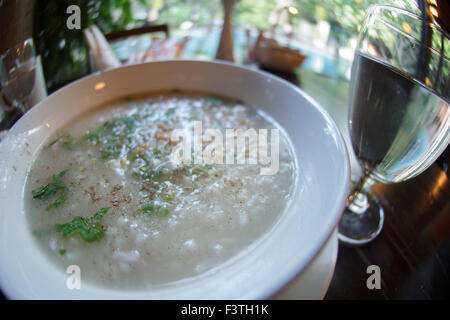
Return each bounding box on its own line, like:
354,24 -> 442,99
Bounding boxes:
346,174 -> 376,215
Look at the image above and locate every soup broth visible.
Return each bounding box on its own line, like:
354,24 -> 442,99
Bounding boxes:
25,91 -> 296,289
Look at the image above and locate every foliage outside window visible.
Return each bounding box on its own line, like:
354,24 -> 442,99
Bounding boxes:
34,0 -> 422,92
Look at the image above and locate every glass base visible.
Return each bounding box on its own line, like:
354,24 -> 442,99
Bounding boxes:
338,191 -> 384,245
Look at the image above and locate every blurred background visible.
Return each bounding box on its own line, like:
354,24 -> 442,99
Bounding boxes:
0,0 -> 423,93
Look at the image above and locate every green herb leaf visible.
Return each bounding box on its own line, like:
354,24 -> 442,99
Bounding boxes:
85,120 -> 113,143
191,164 -> 214,177
32,182 -> 61,199
188,112 -> 198,121
141,203 -> 169,216
43,136 -> 63,149
92,207 -> 109,221
32,169 -> 68,211
46,192 -> 67,211
163,191 -> 175,203
56,207 -> 110,242
44,134 -> 76,151
58,249 -> 66,256
141,203 -> 154,213
85,115 -> 140,159
205,96 -> 222,106
165,107 -> 176,116
52,169 -> 68,181
62,134 -> 75,150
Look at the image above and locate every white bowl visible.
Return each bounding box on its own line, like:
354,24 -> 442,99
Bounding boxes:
0,60 -> 349,299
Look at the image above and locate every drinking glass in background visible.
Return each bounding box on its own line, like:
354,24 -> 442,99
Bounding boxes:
338,5 -> 449,245
0,38 -> 37,115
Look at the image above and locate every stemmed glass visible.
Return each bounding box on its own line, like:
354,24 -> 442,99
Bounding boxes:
0,38 -> 37,115
338,5 -> 449,245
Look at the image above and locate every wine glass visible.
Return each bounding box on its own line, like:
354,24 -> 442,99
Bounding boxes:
0,38 -> 37,115
338,5 -> 450,245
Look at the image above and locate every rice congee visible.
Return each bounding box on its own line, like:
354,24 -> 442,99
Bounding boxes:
25,91 -> 296,289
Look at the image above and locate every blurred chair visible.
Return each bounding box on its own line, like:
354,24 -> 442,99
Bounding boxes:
84,24 -> 171,72
106,24 -> 188,64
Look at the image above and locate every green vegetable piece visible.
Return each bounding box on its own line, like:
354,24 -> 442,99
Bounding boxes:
32,180 -> 65,199
46,192 -> 67,211
152,164 -> 171,179
43,136 -> 63,149
52,169 -> 68,181
141,203 -> 169,216
62,134 -> 75,150
56,207 -> 110,242
85,120 -> 113,143
141,203 -> 154,213
205,96 -> 222,106
32,170 -> 68,211
43,134 -> 75,150
165,107 -> 176,116
163,191 -> 175,203
85,115 -> 140,159
158,207 -> 169,216
59,249 -> 66,256
188,112 -> 198,121
191,164 -> 213,176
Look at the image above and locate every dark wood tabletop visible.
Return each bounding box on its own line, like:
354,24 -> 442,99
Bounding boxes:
325,162 -> 450,299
